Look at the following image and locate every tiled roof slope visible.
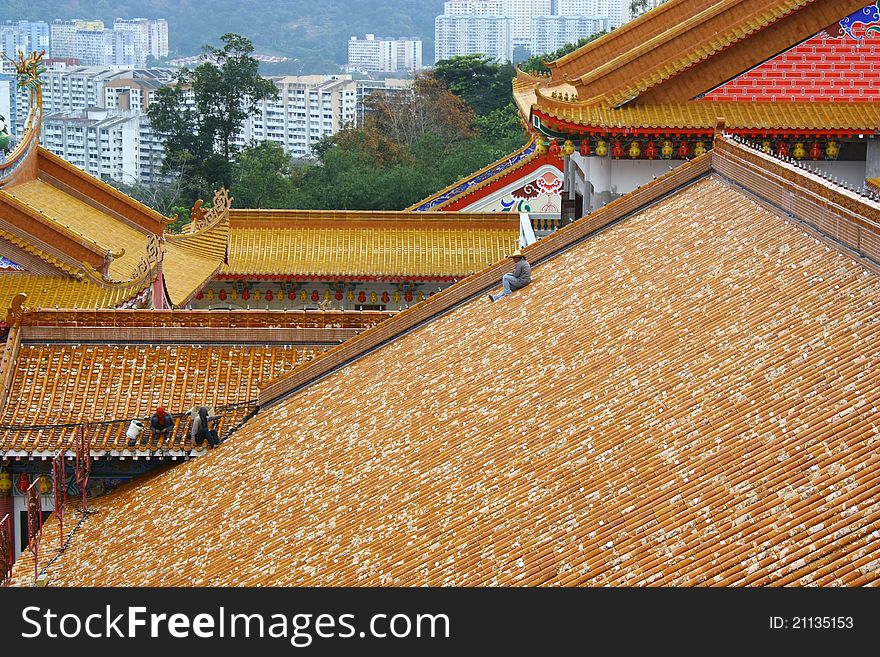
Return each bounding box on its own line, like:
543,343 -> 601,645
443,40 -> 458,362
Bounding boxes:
0,343 -> 321,455
545,0 -> 867,107
163,214 -> 230,306
20,175 -> 880,586
704,32 -> 880,102
0,273 -> 147,313
223,211 -> 518,279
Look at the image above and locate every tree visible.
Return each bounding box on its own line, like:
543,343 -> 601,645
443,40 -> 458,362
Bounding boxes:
148,33 -> 278,199
521,32 -> 608,75
432,55 -> 516,116
231,141 -> 295,208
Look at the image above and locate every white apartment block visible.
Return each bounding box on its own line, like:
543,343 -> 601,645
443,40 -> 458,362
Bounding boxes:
555,0 -> 629,29
355,78 -> 413,126
239,76 -> 358,159
531,15 -> 609,54
41,108 -> 139,182
50,19 -> 102,58
348,35 -> 423,73
502,0 -> 551,47
443,1 -> 503,16
435,14 -> 513,63
114,19 -> 169,65
0,21 -> 50,58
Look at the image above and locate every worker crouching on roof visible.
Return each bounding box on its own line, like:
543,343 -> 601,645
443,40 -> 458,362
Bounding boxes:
191,406 -> 221,448
488,250 -> 531,302
148,405 -> 175,445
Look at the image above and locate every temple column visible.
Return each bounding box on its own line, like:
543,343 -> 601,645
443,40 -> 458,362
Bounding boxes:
588,155 -> 613,212
867,138 -> 880,180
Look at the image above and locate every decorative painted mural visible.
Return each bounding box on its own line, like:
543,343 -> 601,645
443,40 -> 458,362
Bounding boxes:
834,2 -> 880,39
0,256 -> 23,270
465,167 -> 564,213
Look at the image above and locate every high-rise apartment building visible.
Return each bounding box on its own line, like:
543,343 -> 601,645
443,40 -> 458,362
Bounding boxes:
0,21 -> 50,58
239,75 -> 358,159
443,0 -> 503,15
435,10 -> 513,63
348,35 -> 423,73
531,15 -> 608,54
50,18 -> 169,65
555,0 -> 629,29
114,19 -> 169,65
502,0 -> 552,48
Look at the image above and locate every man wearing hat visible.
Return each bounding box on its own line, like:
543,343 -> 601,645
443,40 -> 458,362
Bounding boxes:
488,249 -> 532,302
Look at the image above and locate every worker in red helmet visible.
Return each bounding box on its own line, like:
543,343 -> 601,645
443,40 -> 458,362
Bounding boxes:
148,405 -> 175,446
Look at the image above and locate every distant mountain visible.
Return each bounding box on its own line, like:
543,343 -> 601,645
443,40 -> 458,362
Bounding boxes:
0,0 -> 445,73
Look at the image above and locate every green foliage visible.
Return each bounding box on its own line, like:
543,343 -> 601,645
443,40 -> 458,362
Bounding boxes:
432,55 -> 516,116
147,33 -> 277,200
521,32 -> 608,75
231,141 -> 295,208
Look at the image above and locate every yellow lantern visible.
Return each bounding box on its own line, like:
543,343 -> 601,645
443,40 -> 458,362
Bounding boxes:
562,139 -> 575,156
417,291 -> 425,302
38,474 -> 52,495
628,141 -> 641,158
761,140 -> 772,154
825,141 -> 838,160
300,290 -> 308,302
230,289 -> 238,301
369,291 -> 378,304
661,140 -> 674,159
206,288 -> 215,301
594,140 -> 608,157
347,290 -> 355,302
535,140 -> 548,155
324,289 -> 331,301
694,141 -> 706,157
393,290 -> 401,303
792,142 -> 806,159
0,470 -> 11,496
253,290 -> 261,301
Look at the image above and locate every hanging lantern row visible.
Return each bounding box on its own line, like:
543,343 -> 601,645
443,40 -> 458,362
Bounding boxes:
196,286 -> 426,305
537,136 -> 712,160
757,139 -> 839,161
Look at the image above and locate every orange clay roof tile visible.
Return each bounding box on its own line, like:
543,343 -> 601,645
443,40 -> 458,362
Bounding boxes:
16,175 -> 880,586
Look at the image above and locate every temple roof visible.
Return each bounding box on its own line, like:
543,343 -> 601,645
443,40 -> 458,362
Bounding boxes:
516,0 -> 878,136
222,210 -> 518,280
0,272 -> 147,312
17,138 -> 880,586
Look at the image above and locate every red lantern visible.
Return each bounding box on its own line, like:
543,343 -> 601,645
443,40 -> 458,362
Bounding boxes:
265,289 -> 273,302
777,141 -> 789,158
358,291 -> 366,303
16,473 -> 29,493
548,138 -> 561,156
242,290 -> 250,301
335,290 -> 343,301
677,141 -> 690,159
310,290 -> 319,302
809,142 -> 822,160
579,139 -> 590,156
381,291 -> 390,303
645,141 -> 657,159
405,291 -> 413,303
288,290 -> 296,301
196,291 -> 204,300
218,289 -> 227,301
611,141 -> 624,158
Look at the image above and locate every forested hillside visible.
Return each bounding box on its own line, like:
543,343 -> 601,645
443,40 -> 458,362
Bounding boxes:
0,0 -> 444,72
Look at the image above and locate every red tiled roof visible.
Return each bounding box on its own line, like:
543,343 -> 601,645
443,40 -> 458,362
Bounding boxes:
17,170 -> 880,586
704,34 -> 880,102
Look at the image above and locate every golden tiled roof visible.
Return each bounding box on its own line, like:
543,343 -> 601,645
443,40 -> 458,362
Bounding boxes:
20,176 -> 880,586
0,224 -> 83,277
163,213 -> 230,306
529,96 -> 880,132
0,273 -> 147,313
869,178 -> 880,192
224,211 -> 518,279
3,179 -> 148,280
0,343 -> 322,453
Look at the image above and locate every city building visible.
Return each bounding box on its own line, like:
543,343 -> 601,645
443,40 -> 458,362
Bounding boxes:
502,0 -> 552,48
239,75 -> 358,159
530,14 -> 609,54
49,19 -> 102,59
113,19 -> 170,65
435,13 -> 513,63
347,34 -> 423,73
555,0 -> 631,29
355,77 -> 413,127
0,21 -> 50,58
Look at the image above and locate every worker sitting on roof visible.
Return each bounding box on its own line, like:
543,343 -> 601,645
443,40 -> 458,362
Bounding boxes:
488,250 -> 532,302
148,405 -> 175,445
191,405 -> 221,449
